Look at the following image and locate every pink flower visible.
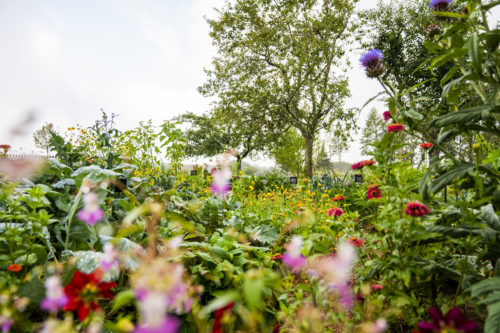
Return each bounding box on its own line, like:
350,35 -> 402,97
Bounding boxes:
0,316 -> 12,333
351,160 -> 376,170
41,275 -> 68,313
405,202 -> 430,217
387,123 -> 404,133
371,284 -> 384,291
211,168 -> 231,199
282,236 -> 306,272
367,188 -> 381,199
363,319 -> 388,333
77,192 -> 104,225
348,236 -> 364,247
134,292 -> 180,333
383,111 -> 391,121
327,208 -> 343,217
101,243 -> 119,272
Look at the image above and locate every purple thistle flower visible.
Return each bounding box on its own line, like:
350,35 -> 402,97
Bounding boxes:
429,0 -> 452,11
360,49 -> 384,67
134,317 -> 179,333
40,275 -> 68,313
418,307 -> 477,333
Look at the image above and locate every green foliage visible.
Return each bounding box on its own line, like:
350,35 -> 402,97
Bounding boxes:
271,128 -> 305,176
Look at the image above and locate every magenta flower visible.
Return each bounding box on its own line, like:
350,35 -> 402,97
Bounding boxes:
101,243 -> 119,272
77,192 -> 104,225
41,275 -> 68,313
134,317 -> 179,333
383,111 -> 391,121
405,202 -> 430,217
0,316 -> 13,333
418,307 -> 477,333
282,236 -> 306,272
211,168 -> 232,199
367,188 -> 381,199
327,208 -> 343,217
387,123 -> 404,133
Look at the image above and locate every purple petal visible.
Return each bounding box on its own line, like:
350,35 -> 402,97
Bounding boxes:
417,321 -> 440,332
428,307 -> 444,324
134,317 -> 179,333
282,253 -> 306,272
444,307 -> 464,325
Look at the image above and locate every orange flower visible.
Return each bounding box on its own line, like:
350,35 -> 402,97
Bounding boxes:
420,142 -> 433,149
7,263 -> 22,272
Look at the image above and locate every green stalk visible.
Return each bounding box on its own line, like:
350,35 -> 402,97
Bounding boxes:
64,190 -> 83,250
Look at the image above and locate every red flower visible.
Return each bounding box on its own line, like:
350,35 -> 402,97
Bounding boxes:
371,284 -> 384,291
348,236 -> 364,247
213,302 -> 235,333
387,123 -> 404,133
328,208 -> 343,217
0,144 -> 11,150
383,111 -> 391,121
405,202 -> 430,217
351,160 -> 376,170
7,263 -> 22,272
367,188 -> 381,199
271,254 -> 283,260
63,269 -> 116,321
332,195 -> 346,202
420,142 -> 433,149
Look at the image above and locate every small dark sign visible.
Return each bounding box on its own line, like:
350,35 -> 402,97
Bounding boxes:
354,174 -> 363,184
290,176 -> 298,185
321,174 -> 328,180
190,170 -> 197,176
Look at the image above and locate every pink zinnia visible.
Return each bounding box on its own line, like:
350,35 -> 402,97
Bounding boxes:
351,160 -> 376,170
327,208 -> 343,217
383,111 -> 391,121
348,236 -> 364,247
405,202 -> 430,217
387,123 -> 404,133
77,192 -> 104,226
367,188 -> 381,199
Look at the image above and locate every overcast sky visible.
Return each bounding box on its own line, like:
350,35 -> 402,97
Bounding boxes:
2,1 -> 495,165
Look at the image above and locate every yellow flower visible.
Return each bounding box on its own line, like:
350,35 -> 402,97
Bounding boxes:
249,185 -> 254,191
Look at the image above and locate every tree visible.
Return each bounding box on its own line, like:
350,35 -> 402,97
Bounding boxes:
272,128 -> 305,177
315,143 -> 333,172
328,132 -> 349,163
201,0 -> 358,177
360,108 -> 385,156
33,123 -> 56,156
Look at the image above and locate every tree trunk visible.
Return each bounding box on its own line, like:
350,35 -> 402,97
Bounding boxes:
304,135 -> 314,178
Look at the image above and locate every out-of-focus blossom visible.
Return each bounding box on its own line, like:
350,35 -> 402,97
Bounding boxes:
430,0 -> 452,11
383,111 -> 391,121
0,145 -> 11,154
100,243 -> 119,272
348,236 -> 364,248
309,242 -> 356,310
405,202 -> 430,217
212,302 -> 234,333
420,142 -> 433,149
271,254 -> 283,260
211,167 -> 232,199
0,316 -> 13,333
360,49 -> 385,78
282,236 -> 306,272
77,192 -> 104,226
7,264 -> 21,272
167,236 -> 183,250
361,319 -> 388,333
352,160 -> 376,170
41,276 -> 68,313
0,157 -> 44,181
387,124 -> 404,133
327,208 -> 343,217
371,284 -> 384,291
332,195 -> 346,202
134,292 -> 179,333
418,307 -> 477,333
63,269 -> 116,321
367,188 -> 382,199
40,318 -> 77,333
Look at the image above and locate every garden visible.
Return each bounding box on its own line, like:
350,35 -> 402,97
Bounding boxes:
0,0 -> 499,332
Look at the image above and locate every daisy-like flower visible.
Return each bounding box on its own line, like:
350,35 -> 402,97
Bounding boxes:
367,188 -> 382,199
77,192 -> 104,226
327,208 -> 343,217
405,202 -> 430,217
282,236 -> 307,272
360,49 -> 386,78
430,0 -> 452,11
387,124 -> 404,133
420,142 -> 433,149
417,307 -> 477,333
383,111 -> 391,121
41,275 -> 68,313
332,195 -> 347,202
7,263 -> 22,272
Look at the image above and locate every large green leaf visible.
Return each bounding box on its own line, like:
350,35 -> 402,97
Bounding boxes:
429,163 -> 475,194
430,105 -> 494,128
71,165 -> 120,186
479,205 -> 500,232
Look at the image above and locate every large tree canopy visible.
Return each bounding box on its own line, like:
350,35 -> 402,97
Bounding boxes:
200,0 -> 358,177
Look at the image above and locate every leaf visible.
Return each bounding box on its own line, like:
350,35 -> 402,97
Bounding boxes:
468,32 -> 482,75
440,66 -> 459,86
479,205 -> 500,232
52,178 -> 76,189
111,290 -> 136,312
429,163 -> 474,194
243,275 -> 264,309
403,109 -> 424,120
208,246 -> 233,261
431,105 -> 495,127
200,291 -> 241,316
71,165 -> 120,186
431,11 -> 468,19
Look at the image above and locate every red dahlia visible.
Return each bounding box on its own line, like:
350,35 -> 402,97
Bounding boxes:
387,123 -> 404,133
63,269 -> 116,321
405,202 -> 430,217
